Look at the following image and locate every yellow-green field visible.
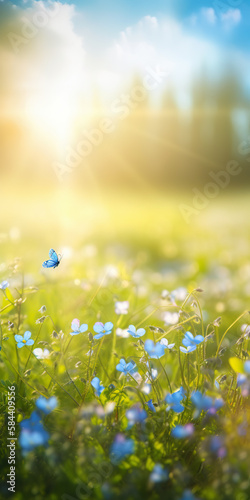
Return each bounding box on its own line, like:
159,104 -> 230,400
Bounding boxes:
0,189 -> 250,500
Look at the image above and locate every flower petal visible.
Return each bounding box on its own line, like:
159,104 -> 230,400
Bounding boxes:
104,322 -> 113,331
80,324 -> 88,333
15,334 -> 23,343
26,339 -> 34,346
93,332 -> 104,340
24,331 -> 32,341
71,319 -> 80,331
93,323 -> 104,333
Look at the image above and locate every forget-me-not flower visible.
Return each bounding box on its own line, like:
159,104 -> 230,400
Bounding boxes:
93,322 -> 113,340
210,436 -> 226,458
180,490 -> 198,500
165,387 -> 186,413
191,391 -> 224,416
180,331 -> 204,353
126,405 -> 147,427
160,338 -> 175,349
127,324 -> 146,338
91,377 -> 105,397
171,423 -> 194,439
116,358 -> 136,375
146,399 -> 156,412
110,434 -> 134,463
237,363 -> 250,396
70,318 -> 88,336
144,339 -> 165,359
149,464 -> 168,483
15,331 -> 34,349
36,396 -> 58,414
0,280 -> 9,290
19,411 -> 49,453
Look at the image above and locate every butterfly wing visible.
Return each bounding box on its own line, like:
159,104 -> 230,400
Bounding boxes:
42,259 -> 58,268
43,249 -> 59,268
49,249 -> 59,263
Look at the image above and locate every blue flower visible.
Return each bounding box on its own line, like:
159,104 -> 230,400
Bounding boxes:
180,490 -> 198,500
127,324 -> 146,338
191,391 -> 213,412
0,280 -> 9,290
14,331 -> 34,349
165,387 -> 186,413
210,436 -> 226,458
160,338 -> 175,349
191,391 -> 224,416
244,360 -> 250,373
36,396 -> 58,414
19,411 -> 49,453
110,433 -> 134,463
70,318 -> 88,336
180,331 -> 204,354
171,424 -> 194,439
179,346 -> 196,354
126,405 -> 147,427
144,339 -> 165,359
91,377 -> 105,397
237,373 -> 247,387
237,372 -> 250,397
146,399 -> 156,412
149,464 -> 168,483
116,358 -> 136,375
93,322 -> 113,340
207,398 -> 224,415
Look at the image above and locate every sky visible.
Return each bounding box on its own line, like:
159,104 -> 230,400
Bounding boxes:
0,0 -> 249,161
11,0 -> 250,52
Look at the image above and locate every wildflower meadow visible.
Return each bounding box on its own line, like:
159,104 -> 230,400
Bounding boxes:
1,1 -> 250,498
0,192 -> 250,500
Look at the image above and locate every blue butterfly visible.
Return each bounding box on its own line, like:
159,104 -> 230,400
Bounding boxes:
42,249 -> 61,269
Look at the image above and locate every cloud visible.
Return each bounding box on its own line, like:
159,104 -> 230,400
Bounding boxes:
106,15 -> 221,98
190,6 -> 241,30
220,8 -> 241,29
201,8 -> 217,25
0,1 -> 86,147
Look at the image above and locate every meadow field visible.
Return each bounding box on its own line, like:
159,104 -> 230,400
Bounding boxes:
0,188 -> 250,500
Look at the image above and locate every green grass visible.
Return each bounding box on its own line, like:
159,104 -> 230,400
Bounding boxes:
0,189 -> 250,500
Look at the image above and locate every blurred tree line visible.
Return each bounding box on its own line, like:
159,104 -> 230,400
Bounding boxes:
84,65 -> 250,189
0,65 -> 249,189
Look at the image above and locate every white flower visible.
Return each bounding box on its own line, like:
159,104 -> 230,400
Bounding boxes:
33,348 -> 50,359
115,301 -> 129,315
142,383 -> 151,394
38,305 -> 46,314
146,368 -> 158,381
171,287 -> 187,302
131,371 -> 143,384
162,311 -> 179,325
86,349 -> 93,356
116,328 -> 130,338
